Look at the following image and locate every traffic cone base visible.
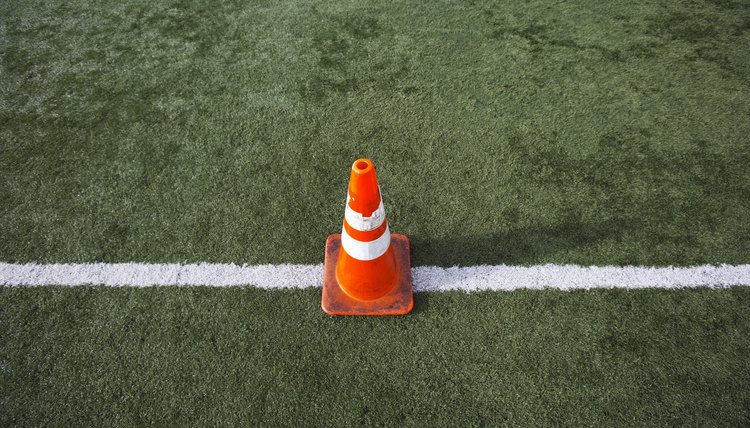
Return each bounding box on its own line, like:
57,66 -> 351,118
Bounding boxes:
322,233 -> 413,316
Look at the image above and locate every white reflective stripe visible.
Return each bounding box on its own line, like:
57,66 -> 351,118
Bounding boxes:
344,198 -> 386,231
340,223 -> 391,261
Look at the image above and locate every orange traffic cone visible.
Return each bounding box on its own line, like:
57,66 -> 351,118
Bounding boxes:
322,158 -> 413,315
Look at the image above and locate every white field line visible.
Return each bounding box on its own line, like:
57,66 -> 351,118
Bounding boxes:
1,263 -> 750,291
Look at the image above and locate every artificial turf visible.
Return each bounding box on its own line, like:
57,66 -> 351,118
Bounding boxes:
2,0 -> 750,425
1,0 -> 749,266
2,286 -> 749,426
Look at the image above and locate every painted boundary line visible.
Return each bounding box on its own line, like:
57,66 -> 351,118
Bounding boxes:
2,263 -> 750,291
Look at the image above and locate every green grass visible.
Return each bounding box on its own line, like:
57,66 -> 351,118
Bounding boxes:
2,0 -> 750,425
1,0 -> 749,266
2,287 -> 749,426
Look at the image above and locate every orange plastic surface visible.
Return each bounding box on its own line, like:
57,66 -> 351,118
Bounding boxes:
347,159 -> 381,217
322,234 -> 413,316
336,244 -> 397,301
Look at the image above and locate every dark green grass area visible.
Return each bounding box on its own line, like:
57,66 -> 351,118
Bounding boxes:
1,0 -> 749,266
1,287 -> 748,426
2,1 -> 750,425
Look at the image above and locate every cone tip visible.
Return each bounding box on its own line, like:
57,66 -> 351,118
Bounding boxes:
352,158 -> 374,175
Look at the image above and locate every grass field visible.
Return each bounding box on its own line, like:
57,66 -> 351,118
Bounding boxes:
2,0 -> 749,265
3,287 -> 750,426
1,0 -> 750,425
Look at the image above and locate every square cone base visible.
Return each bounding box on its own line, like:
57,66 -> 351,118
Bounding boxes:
322,234 -> 413,316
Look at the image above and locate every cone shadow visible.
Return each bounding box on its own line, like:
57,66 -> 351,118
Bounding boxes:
409,217 -> 639,267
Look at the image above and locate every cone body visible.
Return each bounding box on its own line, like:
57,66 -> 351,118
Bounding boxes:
335,159 -> 398,301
